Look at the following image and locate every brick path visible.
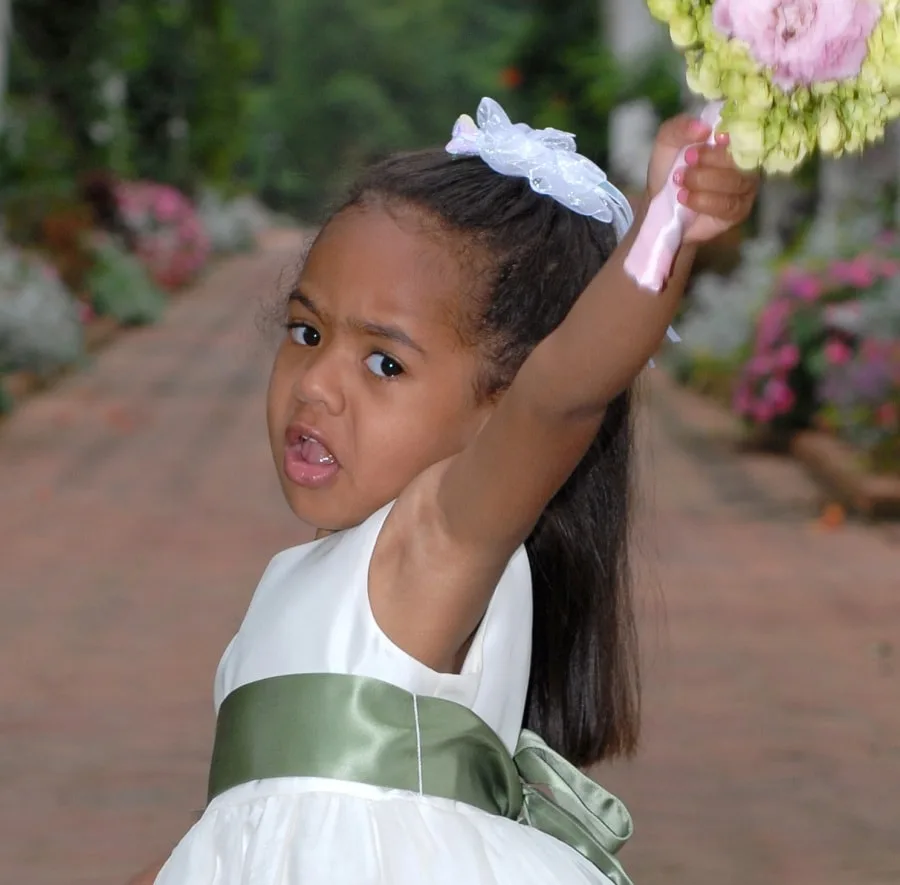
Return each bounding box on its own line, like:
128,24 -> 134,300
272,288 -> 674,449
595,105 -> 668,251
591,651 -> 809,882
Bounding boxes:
0,233 -> 898,885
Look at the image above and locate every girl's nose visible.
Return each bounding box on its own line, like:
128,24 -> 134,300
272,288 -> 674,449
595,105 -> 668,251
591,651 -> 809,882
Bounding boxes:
291,346 -> 346,415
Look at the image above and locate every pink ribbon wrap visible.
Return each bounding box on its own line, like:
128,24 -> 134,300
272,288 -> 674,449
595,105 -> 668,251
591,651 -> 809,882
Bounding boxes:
624,102 -> 724,293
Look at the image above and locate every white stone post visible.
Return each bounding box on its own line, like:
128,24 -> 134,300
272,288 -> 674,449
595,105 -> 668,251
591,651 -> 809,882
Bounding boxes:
603,0 -> 666,190
0,0 -> 10,132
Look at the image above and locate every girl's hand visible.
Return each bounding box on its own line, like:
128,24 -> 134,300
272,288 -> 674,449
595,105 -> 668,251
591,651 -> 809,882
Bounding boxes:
646,114 -> 759,246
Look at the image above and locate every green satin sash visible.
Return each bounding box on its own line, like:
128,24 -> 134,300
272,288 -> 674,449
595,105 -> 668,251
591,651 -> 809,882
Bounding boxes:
208,673 -> 634,884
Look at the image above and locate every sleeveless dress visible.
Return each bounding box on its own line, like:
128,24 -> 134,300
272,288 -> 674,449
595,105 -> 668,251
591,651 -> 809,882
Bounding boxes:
154,503 -> 616,885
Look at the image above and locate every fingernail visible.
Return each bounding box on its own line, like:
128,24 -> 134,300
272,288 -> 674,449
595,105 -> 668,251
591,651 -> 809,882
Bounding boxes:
672,168 -> 685,186
716,132 -> 731,145
685,147 -> 699,165
677,188 -> 690,205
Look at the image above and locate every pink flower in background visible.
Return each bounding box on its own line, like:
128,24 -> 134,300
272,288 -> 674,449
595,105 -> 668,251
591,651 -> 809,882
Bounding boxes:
824,338 -> 853,366
777,343 -> 801,369
753,400 -> 776,423
876,402 -> 898,428
757,298 -> 791,348
877,259 -> 900,278
115,181 -> 210,290
765,377 -> 796,413
76,301 -> 96,325
712,0 -> 881,89
829,256 -> 877,289
785,271 -> 823,301
153,187 -> 183,223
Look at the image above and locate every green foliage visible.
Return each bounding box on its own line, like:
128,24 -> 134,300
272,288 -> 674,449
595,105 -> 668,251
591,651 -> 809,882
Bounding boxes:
6,0 -> 257,193
111,0 -> 257,189
8,0 -> 109,168
511,0 -> 682,167
87,238 -> 166,325
235,0 -> 530,216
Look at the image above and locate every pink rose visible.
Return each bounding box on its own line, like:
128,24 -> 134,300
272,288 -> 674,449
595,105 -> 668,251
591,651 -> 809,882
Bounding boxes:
712,0 -> 881,90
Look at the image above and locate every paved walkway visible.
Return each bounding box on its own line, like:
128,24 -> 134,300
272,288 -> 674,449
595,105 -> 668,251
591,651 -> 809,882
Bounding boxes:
0,233 -> 897,885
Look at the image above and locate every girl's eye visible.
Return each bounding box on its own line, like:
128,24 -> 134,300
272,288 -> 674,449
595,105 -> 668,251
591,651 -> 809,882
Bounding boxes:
289,323 -> 321,347
365,353 -> 404,379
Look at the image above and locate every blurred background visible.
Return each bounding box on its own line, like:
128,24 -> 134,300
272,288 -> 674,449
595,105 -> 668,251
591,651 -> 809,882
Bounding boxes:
0,1 -> 897,883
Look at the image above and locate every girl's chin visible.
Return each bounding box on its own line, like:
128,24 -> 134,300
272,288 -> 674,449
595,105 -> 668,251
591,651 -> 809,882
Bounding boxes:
281,486 -> 366,536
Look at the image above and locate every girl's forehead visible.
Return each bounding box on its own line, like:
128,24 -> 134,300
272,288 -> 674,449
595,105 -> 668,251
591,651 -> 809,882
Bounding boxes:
300,206 -> 467,328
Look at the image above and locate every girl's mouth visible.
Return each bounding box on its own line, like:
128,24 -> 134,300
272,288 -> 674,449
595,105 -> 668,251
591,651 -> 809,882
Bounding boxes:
283,431 -> 341,488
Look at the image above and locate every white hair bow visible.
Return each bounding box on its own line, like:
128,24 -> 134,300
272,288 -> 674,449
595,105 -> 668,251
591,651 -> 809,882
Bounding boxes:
446,97 -> 635,242
445,98 -> 680,361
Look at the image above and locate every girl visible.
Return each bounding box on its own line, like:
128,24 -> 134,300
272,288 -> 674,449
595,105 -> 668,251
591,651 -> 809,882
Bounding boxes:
133,98 -> 757,885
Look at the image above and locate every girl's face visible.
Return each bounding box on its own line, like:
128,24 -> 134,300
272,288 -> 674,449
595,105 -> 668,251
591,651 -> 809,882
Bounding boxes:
267,205 -> 492,532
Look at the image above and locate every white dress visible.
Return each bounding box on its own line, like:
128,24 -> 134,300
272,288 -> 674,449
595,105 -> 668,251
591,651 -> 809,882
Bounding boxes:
155,503 -> 613,885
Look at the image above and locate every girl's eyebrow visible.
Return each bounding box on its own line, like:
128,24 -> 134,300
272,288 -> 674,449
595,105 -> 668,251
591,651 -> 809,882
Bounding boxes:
351,319 -> 426,356
288,289 -> 322,318
289,288 -> 426,356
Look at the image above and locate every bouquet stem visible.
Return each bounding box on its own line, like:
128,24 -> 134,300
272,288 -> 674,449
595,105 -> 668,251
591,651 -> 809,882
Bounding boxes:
624,101 -> 723,293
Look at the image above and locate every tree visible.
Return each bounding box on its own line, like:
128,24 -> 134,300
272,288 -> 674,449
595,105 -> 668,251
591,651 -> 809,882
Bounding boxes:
235,0 -> 530,216
510,0 -> 681,166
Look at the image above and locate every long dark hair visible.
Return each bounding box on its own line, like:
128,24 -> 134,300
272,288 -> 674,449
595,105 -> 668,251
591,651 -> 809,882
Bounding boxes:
338,150 -> 639,767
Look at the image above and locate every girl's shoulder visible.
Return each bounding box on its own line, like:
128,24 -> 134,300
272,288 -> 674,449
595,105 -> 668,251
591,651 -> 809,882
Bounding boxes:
251,502 -> 394,609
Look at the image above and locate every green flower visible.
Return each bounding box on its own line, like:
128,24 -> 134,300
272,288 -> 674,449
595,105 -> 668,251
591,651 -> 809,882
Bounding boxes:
685,54 -> 723,99
789,87 -> 811,114
650,0 -> 900,177
817,106 -> 846,154
669,14 -> 698,48
647,0 -> 680,23
726,119 -> 766,170
745,75 -> 774,115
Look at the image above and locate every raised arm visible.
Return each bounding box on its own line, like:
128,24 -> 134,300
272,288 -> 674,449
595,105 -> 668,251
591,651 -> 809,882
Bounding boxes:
372,117 -> 756,670
434,118 -> 756,557
434,198 -> 693,552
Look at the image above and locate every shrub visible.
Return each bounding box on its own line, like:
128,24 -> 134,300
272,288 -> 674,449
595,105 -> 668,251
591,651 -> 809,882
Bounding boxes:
115,181 -> 211,290
0,244 -> 83,375
733,239 -> 900,434
818,337 -> 900,473
86,236 -> 167,326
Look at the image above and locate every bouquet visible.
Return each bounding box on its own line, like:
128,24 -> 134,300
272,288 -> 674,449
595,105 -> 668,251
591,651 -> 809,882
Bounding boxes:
624,0 -> 900,292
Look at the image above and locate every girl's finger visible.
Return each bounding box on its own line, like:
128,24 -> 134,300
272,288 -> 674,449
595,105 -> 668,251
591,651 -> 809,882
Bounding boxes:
680,165 -> 757,196
657,114 -> 713,150
693,144 -> 750,172
678,188 -> 753,221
